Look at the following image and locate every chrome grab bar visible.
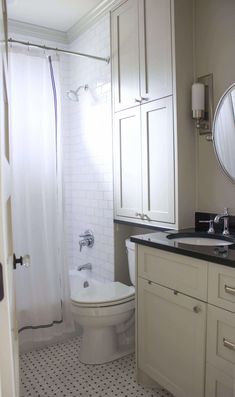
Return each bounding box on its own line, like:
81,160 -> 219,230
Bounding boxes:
224,284 -> 235,295
223,337 -> 235,351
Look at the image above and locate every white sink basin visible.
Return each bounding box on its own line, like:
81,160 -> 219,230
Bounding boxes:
167,233 -> 235,246
169,236 -> 233,246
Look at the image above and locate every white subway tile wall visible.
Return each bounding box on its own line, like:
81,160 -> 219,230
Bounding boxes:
63,15 -> 114,281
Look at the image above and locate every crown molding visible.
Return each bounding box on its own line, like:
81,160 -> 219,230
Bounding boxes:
67,0 -> 125,43
8,19 -> 68,44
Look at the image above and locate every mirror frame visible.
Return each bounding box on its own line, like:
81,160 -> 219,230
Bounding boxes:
212,82 -> 235,184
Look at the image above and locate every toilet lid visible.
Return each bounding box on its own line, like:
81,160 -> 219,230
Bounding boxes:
71,282 -> 135,306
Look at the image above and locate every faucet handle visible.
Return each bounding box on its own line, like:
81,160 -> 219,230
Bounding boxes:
224,207 -> 229,216
199,219 -> 215,234
79,230 -> 93,238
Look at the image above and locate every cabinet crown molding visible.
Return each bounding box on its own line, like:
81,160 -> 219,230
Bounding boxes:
67,0 -> 124,43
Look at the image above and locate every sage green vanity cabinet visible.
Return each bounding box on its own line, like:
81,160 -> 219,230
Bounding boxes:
136,244 -> 235,397
138,278 -> 206,397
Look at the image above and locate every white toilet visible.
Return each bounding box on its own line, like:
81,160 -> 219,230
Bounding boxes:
71,239 -> 136,364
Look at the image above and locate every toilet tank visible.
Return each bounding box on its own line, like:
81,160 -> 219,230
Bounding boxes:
125,239 -> 136,286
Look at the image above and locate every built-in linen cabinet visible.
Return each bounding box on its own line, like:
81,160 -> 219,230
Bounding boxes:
111,0 -> 172,112
111,0 -> 195,228
114,97 -> 175,224
136,245 -> 235,397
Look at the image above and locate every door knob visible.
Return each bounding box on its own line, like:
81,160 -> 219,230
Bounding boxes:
13,254 -> 31,270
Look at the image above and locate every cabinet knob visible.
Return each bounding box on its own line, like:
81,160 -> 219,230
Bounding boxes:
193,306 -> 201,313
135,97 -> 142,103
141,96 -> 149,101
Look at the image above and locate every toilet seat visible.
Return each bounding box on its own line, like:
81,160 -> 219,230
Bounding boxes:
71,281 -> 135,308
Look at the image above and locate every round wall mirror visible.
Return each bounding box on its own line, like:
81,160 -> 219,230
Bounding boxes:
213,83 -> 235,183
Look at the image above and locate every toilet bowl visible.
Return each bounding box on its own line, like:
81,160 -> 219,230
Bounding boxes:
70,239 -> 136,364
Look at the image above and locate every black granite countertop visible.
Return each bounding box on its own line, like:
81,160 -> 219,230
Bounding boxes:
130,228 -> 235,268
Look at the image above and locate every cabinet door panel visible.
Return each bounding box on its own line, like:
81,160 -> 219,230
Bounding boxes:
111,0 -> 140,112
208,262 -> 235,313
138,278 -> 206,397
142,97 -> 175,223
113,107 -> 142,218
205,364 -> 234,397
207,305 -> 235,378
138,245 -> 208,301
139,0 -> 172,102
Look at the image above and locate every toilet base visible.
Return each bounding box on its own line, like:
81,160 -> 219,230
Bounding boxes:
79,326 -> 134,364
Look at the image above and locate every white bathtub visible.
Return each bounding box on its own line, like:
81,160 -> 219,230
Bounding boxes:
69,269 -> 100,299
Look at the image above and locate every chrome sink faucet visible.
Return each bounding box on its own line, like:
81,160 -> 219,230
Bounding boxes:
214,208 -> 230,236
199,219 -> 215,234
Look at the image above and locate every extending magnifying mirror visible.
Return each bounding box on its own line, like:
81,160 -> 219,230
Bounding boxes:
213,83 -> 235,183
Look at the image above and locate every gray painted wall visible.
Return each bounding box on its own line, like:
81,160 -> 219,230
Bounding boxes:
195,0 -> 235,213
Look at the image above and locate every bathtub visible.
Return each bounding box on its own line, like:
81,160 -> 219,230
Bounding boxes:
69,268 -> 100,299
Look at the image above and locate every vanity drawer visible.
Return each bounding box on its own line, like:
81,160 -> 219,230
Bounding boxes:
205,363 -> 234,397
207,304 -> 235,377
137,245 -> 208,300
208,263 -> 235,312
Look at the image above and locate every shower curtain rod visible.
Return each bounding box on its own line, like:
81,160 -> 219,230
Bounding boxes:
8,38 -> 110,64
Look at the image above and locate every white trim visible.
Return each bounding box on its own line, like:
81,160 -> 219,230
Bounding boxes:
67,0 -> 125,43
8,1 -> 126,45
8,19 -> 68,44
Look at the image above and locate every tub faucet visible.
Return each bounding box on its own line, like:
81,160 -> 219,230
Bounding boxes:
77,263 -> 92,271
214,208 -> 230,236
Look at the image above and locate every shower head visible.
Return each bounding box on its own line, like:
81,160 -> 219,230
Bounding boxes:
66,84 -> 88,102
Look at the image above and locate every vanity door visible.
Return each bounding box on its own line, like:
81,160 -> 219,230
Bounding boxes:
205,364 -> 234,397
137,278 -> 206,397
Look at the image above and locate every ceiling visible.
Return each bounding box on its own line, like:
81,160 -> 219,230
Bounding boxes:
7,0 -> 103,32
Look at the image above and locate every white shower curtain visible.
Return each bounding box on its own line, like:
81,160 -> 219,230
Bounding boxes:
9,48 -> 74,350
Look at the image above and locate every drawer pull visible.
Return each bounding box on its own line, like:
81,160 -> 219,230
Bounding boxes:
223,337 -> 235,350
224,284 -> 235,295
